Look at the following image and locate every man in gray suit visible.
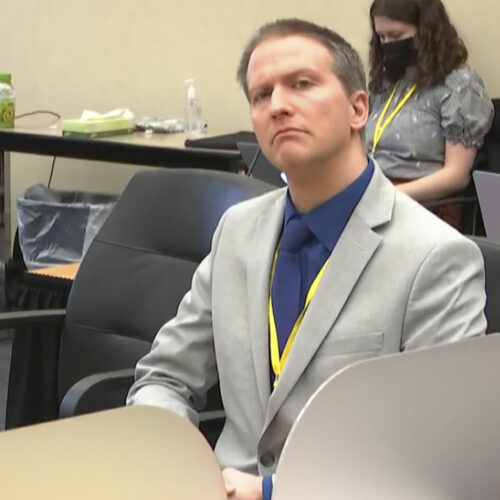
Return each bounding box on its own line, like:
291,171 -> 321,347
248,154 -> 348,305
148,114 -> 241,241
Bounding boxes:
127,19 -> 486,500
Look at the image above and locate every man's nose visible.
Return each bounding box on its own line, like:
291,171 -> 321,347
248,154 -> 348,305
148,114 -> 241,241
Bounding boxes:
270,87 -> 292,117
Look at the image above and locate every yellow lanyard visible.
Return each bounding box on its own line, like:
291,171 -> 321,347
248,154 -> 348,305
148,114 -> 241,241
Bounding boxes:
371,81 -> 417,154
268,248 -> 330,388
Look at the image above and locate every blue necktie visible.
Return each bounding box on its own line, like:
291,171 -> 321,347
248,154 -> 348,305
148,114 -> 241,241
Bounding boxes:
271,216 -> 311,355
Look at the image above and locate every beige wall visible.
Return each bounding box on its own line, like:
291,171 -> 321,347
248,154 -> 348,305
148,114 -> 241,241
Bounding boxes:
2,0 -> 499,246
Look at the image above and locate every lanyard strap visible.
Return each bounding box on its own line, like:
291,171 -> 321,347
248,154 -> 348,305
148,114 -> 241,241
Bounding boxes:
268,248 -> 330,387
371,81 -> 417,154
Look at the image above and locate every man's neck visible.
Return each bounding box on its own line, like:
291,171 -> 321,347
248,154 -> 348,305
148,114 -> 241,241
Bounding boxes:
286,148 -> 368,213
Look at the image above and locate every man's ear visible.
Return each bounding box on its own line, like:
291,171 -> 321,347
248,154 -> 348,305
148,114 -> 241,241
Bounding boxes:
349,90 -> 369,132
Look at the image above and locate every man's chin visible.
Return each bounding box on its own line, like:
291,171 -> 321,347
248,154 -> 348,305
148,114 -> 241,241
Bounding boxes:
272,149 -> 310,173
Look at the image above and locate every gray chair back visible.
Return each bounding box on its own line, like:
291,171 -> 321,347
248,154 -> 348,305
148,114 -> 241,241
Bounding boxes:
469,236 -> 500,333
58,169 -> 275,409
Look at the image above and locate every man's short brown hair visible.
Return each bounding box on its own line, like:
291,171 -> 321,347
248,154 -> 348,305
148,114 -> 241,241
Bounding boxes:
237,18 -> 366,99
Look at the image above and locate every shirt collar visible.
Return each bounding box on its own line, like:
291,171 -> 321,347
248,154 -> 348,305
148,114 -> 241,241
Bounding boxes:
284,159 -> 374,252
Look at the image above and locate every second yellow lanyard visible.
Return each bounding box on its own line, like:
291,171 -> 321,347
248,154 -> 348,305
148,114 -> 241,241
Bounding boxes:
268,249 -> 330,388
371,80 -> 417,154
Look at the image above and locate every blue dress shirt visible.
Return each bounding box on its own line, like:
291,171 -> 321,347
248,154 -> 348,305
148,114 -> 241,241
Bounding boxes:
263,159 -> 374,500
282,159 -> 374,312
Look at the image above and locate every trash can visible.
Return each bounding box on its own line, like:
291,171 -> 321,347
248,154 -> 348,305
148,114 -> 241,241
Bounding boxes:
17,184 -> 117,269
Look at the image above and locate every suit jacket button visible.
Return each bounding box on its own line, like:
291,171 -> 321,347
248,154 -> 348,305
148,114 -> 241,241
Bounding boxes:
260,452 -> 275,468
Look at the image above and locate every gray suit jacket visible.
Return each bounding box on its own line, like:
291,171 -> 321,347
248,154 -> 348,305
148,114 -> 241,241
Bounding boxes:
127,165 -> 486,475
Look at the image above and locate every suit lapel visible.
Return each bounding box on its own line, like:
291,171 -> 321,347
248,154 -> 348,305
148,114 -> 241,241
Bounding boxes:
246,190 -> 286,415
264,165 -> 395,427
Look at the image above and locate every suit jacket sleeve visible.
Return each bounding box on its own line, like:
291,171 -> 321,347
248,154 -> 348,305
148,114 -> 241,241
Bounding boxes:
126,213 -> 227,426
401,237 -> 487,350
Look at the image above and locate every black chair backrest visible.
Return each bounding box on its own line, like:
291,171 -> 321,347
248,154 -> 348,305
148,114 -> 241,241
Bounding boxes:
469,236 -> 500,334
485,99 -> 500,174
237,142 -> 287,187
475,98 -> 500,174
58,169 -> 275,402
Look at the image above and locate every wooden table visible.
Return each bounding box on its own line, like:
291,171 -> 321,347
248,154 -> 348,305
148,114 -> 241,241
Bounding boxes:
0,127 -> 242,247
0,127 -> 240,169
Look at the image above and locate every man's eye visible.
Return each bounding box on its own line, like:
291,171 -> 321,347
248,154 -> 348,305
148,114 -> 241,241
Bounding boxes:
294,80 -> 312,89
252,91 -> 270,104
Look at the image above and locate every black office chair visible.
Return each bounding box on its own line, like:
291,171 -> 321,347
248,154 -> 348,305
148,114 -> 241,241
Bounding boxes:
237,142 -> 287,188
469,236 -> 500,334
483,98 -> 500,175
424,184 -> 479,234
3,168 -> 274,445
425,98 -> 500,235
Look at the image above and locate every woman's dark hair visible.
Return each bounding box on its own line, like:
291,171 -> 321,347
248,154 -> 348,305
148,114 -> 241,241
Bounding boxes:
368,0 -> 468,92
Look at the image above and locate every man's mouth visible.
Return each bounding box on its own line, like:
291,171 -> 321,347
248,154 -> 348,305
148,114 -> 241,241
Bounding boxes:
272,127 -> 305,144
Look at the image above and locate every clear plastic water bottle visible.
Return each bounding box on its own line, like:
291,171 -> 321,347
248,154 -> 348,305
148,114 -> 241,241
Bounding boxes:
0,73 -> 15,128
184,78 -> 205,137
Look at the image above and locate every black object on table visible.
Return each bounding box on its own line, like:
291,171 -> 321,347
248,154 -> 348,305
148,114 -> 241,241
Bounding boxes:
185,130 -> 257,150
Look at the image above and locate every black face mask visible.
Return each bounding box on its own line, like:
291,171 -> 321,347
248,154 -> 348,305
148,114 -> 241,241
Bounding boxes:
381,37 -> 417,81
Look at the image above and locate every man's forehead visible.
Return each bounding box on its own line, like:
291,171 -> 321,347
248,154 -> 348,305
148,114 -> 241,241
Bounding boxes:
249,34 -> 330,63
246,35 -> 333,84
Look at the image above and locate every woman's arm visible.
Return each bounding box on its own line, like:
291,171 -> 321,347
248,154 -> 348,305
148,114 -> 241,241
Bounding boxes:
396,142 -> 477,202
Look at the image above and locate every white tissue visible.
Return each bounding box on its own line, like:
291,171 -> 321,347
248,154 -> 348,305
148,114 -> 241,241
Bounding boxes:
80,108 -> 134,121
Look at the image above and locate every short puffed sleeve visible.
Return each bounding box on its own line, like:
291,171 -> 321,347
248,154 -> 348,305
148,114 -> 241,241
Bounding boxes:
440,66 -> 494,147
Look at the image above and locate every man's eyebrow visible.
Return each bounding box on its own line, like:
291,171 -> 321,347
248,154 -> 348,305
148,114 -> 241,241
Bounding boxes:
283,68 -> 318,79
249,68 -> 320,95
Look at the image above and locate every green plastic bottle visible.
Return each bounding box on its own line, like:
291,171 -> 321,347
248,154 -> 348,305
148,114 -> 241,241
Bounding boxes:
0,73 -> 15,128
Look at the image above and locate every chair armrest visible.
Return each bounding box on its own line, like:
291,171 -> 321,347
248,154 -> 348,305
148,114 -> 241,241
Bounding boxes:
59,368 -> 227,420
59,368 -> 135,419
0,309 -> 66,330
199,408 -> 226,449
424,195 -> 477,209
199,409 -> 226,422
469,235 -> 494,246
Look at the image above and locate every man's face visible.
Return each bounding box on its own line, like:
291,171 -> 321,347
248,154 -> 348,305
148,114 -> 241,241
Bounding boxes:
246,35 -> 361,174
